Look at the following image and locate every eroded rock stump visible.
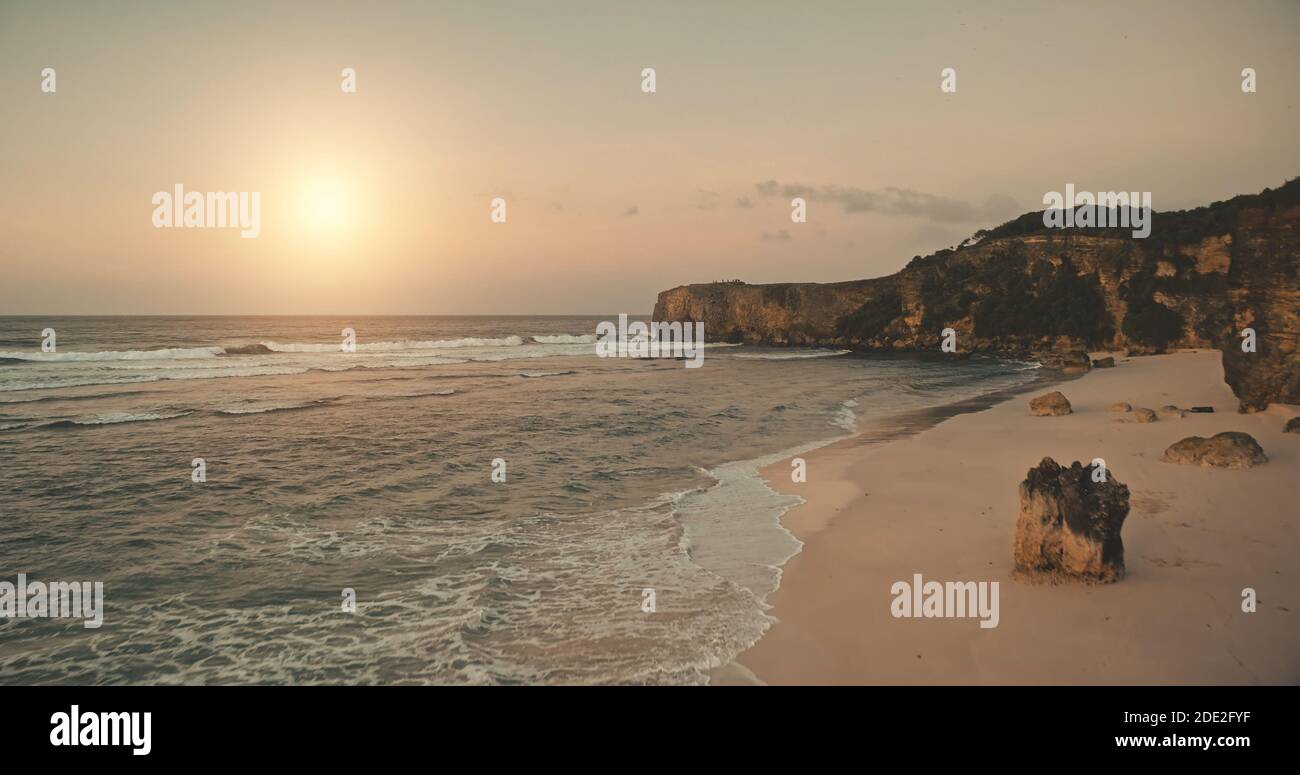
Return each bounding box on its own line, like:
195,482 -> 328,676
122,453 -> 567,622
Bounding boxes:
1014,457 -> 1130,583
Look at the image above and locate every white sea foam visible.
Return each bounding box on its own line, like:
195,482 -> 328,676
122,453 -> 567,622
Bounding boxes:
261,336 -> 524,353
731,349 -> 851,360
531,334 -> 597,344
831,399 -> 859,432
0,347 -> 223,362
63,410 -> 192,426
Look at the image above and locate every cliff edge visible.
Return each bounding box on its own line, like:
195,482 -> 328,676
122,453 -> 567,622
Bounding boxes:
654,179 -> 1300,411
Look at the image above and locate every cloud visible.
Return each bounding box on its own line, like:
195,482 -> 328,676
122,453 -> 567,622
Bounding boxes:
761,229 -> 792,241
695,188 -> 721,211
755,181 -> 1018,223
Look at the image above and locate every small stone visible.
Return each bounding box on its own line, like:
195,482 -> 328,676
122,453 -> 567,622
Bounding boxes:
1029,391 -> 1072,416
1132,408 -> 1158,423
1108,402 -> 1132,412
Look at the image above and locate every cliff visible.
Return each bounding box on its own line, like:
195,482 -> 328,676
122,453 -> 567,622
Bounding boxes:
654,179 -> 1300,411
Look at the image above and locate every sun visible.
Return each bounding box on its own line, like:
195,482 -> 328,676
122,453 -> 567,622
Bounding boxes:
309,187 -> 343,223
295,177 -> 354,239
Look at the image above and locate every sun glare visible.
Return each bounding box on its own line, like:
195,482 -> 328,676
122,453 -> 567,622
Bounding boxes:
296,178 -> 353,239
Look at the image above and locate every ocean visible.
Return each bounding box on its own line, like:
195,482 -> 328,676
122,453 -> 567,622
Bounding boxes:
0,315 -> 1042,684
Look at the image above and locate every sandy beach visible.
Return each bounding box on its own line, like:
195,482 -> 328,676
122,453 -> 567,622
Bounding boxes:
722,350 -> 1300,685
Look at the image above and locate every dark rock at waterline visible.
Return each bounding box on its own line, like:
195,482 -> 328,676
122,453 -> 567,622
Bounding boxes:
222,343 -> 275,355
1014,457 -> 1130,583
1161,431 -> 1268,469
1285,417 -> 1300,434
1188,406 -> 1215,413
1059,350 -> 1092,374
1091,356 -> 1116,368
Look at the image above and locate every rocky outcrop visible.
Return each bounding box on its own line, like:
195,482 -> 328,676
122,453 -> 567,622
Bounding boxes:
1014,457 -> 1130,583
1161,432 -> 1268,469
654,178 -> 1300,410
1218,186 -> 1300,412
1029,391 -> 1072,416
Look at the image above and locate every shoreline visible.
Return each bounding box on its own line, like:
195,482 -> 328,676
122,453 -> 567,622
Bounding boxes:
699,357 -> 1068,684
715,350 -> 1300,685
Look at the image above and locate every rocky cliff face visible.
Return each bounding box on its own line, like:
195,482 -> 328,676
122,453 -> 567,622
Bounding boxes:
654,179 -> 1300,411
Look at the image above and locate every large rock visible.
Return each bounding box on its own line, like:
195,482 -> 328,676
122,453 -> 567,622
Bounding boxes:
1014,457 -> 1130,583
1029,391 -> 1072,416
1285,417 -> 1300,434
1060,351 -> 1092,374
1161,432 -> 1269,469
1092,356 -> 1116,368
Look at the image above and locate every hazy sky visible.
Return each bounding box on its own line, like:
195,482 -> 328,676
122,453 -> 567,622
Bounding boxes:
2,0 -> 1297,314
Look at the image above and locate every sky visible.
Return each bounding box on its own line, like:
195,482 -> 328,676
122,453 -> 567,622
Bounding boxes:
1,0 -> 1297,314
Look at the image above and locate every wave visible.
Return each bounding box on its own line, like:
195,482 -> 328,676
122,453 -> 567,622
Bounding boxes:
831,399 -> 858,432
41,410 -> 193,428
531,334 -> 597,344
731,349 -> 851,361
261,336 -> 524,353
216,399 -> 333,415
0,347 -> 223,363
0,388 -> 163,404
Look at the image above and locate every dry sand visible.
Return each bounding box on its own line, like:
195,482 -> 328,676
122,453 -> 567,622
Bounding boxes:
719,350 -> 1300,684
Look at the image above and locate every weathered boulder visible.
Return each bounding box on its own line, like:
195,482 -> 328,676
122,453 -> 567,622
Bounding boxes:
1161,432 -> 1268,469
1108,401 -> 1132,412
1285,417 -> 1300,434
1014,457 -> 1130,583
1029,391 -> 1072,416
1060,351 -> 1092,374
1092,356 -> 1116,368
1132,408 -> 1158,423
